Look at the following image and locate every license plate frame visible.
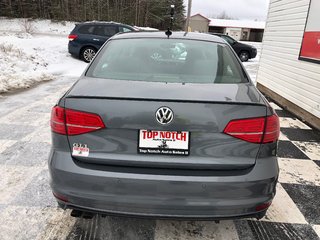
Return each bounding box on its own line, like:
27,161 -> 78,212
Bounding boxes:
138,130 -> 190,156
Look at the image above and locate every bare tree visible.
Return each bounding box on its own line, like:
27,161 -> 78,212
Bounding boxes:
20,18 -> 35,33
209,11 -> 237,20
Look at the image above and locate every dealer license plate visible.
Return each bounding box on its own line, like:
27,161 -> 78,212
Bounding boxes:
138,130 -> 190,156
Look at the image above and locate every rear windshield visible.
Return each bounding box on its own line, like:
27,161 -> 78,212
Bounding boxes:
87,38 -> 248,84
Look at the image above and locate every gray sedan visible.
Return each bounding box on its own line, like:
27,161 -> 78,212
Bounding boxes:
49,32 -> 279,220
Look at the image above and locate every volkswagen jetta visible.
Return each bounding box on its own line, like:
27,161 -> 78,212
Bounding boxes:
49,32 -> 279,220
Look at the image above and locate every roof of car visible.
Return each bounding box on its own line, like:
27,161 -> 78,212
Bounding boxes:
111,31 -> 225,43
77,21 -> 129,26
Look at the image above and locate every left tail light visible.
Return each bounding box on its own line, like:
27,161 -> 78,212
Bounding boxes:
50,106 -> 105,135
52,192 -> 68,202
51,106 -> 66,135
255,201 -> 272,211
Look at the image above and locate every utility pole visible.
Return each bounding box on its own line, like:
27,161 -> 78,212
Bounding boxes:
185,0 -> 192,32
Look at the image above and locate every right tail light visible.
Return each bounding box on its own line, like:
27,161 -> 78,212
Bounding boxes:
223,114 -> 280,144
68,34 -> 78,41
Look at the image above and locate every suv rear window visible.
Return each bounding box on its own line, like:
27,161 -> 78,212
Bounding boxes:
87,38 -> 248,84
119,26 -> 133,32
93,25 -> 118,36
78,25 -> 95,34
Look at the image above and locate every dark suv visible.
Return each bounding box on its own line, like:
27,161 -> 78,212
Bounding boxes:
210,33 -> 257,62
68,22 -> 137,62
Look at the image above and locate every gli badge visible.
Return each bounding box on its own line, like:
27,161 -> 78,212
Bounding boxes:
72,143 -> 89,157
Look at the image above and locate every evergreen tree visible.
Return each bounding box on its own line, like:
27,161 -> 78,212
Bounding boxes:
0,0 -> 186,30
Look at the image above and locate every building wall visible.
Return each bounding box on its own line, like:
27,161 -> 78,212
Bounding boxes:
189,15 -> 209,32
257,0 -> 320,128
209,26 -> 225,34
225,28 -> 242,40
209,26 -> 264,42
249,29 -> 264,42
241,28 -> 251,41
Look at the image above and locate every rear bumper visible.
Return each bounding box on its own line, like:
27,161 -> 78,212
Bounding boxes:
250,48 -> 258,59
49,150 -> 278,219
68,41 -> 80,57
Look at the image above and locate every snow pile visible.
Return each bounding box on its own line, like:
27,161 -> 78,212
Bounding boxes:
0,42 -> 53,93
0,33 -> 87,93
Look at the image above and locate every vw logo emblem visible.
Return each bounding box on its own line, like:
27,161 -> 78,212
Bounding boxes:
156,107 -> 174,125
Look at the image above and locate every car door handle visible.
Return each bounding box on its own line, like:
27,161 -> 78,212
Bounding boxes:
93,38 -> 100,41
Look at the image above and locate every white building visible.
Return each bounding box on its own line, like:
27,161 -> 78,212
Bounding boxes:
257,0 -> 320,129
209,19 -> 265,42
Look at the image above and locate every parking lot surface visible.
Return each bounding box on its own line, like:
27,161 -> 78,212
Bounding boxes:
0,76 -> 319,240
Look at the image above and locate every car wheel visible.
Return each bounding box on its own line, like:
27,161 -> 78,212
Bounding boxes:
81,47 -> 97,63
239,51 -> 249,62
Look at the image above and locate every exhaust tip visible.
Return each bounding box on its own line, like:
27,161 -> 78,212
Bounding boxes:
71,209 -> 83,218
70,209 -> 96,219
82,212 -> 95,219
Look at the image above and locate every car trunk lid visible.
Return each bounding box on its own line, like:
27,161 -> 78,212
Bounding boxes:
64,78 -> 267,170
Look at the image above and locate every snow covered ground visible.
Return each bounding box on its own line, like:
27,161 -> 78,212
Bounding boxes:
0,18 -> 87,94
0,17 -> 74,36
0,18 -> 261,94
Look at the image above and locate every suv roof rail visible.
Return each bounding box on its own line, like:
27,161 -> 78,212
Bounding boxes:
79,20 -> 124,25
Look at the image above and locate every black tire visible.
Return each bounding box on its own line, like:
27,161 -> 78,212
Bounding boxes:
81,46 -> 97,63
239,51 -> 249,62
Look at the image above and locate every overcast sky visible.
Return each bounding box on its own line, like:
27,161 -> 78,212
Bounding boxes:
184,0 -> 270,21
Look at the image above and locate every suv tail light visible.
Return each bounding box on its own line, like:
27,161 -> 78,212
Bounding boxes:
68,34 -> 78,41
223,114 -> 279,144
51,106 -> 105,135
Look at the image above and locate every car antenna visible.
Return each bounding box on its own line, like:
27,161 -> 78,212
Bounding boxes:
165,5 -> 175,38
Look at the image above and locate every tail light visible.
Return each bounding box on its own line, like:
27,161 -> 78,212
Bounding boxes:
50,106 -> 105,135
256,201 -> 272,211
51,106 -> 66,135
52,192 -> 68,202
263,115 -> 280,143
223,114 -> 279,144
65,109 -> 105,135
68,34 -> 78,41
